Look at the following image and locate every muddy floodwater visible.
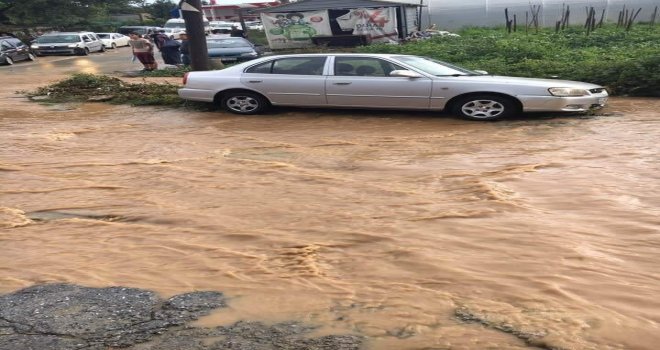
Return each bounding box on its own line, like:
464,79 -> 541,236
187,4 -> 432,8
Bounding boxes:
1,54 -> 659,350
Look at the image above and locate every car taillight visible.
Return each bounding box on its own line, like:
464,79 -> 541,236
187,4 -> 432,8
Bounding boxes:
183,72 -> 189,85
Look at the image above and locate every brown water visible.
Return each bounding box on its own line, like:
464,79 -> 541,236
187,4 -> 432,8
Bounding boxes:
1,55 -> 659,350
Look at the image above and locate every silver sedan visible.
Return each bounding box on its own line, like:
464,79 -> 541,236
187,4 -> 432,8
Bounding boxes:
178,53 -> 608,120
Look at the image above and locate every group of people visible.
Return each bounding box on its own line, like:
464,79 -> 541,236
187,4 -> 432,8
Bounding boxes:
128,30 -> 191,71
128,25 -> 245,71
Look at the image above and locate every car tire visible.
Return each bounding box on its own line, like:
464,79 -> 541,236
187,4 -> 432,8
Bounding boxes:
4,56 -> 13,65
27,53 -> 36,61
77,47 -> 89,56
111,43 -> 117,49
100,45 -> 106,52
220,91 -> 268,115
452,94 -> 519,121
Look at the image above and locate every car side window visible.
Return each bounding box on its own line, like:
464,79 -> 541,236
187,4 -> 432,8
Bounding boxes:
246,57 -> 327,75
245,61 -> 273,74
272,57 -> 326,75
81,35 -> 90,42
334,57 -> 406,77
1,40 -> 12,50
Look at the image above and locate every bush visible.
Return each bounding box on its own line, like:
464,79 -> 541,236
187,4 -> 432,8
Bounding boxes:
358,24 -> 660,96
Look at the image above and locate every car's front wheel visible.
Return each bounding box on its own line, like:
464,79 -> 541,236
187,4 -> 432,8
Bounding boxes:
111,43 -> 117,49
452,94 -> 519,121
3,56 -> 13,65
220,91 -> 268,115
99,45 -> 106,52
27,52 -> 36,61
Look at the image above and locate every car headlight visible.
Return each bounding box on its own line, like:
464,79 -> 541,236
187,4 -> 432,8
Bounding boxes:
240,52 -> 258,57
67,44 -> 79,48
31,44 -> 38,49
548,87 -> 589,97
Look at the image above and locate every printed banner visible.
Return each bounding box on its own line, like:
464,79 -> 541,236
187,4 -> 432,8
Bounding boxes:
261,10 -> 332,49
336,7 -> 399,43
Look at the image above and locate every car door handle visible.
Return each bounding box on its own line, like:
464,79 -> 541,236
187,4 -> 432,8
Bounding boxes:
248,80 -> 262,83
333,82 -> 352,85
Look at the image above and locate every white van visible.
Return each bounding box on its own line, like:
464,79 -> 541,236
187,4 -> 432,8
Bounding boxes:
164,18 -> 210,34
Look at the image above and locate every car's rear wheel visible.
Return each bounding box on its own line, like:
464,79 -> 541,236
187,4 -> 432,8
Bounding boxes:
27,53 -> 36,61
4,56 -> 13,65
220,91 -> 268,115
452,94 -> 518,121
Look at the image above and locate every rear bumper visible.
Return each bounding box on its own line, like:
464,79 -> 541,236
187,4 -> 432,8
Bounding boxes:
519,92 -> 608,112
178,88 -> 215,102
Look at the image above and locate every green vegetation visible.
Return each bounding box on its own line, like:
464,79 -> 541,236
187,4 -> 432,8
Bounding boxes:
26,73 -> 204,108
359,24 -> 660,96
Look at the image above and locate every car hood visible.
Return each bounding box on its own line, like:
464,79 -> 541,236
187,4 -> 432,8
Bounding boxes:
438,75 -> 602,89
207,47 -> 255,56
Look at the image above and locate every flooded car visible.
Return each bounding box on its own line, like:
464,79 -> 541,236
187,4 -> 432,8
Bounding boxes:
0,36 -> 35,65
178,53 -> 608,120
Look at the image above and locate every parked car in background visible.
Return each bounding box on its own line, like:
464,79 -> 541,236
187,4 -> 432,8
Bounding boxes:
31,32 -> 105,56
96,33 -> 130,49
209,21 -> 243,33
245,21 -> 264,31
178,53 -> 608,120
117,26 -> 160,38
161,28 -> 185,40
165,18 -> 210,34
0,36 -> 35,65
206,37 -> 262,63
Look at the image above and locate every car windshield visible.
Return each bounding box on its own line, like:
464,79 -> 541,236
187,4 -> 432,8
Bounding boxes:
394,56 -> 479,76
35,35 -> 80,44
207,39 -> 250,48
97,34 -> 110,39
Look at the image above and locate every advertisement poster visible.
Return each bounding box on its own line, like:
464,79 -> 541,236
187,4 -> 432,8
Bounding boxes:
261,11 -> 332,49
336,7 -> 399,43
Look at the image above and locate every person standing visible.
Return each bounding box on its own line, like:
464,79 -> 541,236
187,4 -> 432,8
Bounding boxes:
128,32 -> 157,71
179,33 -> 191,66
159,36 -> 182,66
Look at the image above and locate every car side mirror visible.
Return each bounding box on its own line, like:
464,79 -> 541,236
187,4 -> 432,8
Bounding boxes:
474,70 -> 489,75
389,70 -> 423,78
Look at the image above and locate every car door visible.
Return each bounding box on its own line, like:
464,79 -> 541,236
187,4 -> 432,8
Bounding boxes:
325,56 -> 432,109
240,56 -> 328,106
9,38 -> 29,60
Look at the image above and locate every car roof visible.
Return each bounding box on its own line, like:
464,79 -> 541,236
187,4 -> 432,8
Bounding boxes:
263,53 -> 405,59
41,32 -> 93,35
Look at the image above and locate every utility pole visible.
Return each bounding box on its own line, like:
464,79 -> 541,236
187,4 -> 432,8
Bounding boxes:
179,0 -> 209,71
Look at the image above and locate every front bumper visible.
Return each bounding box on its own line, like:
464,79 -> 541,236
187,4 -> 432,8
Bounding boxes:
519,91 -> 608,112
33,48 -> 77,55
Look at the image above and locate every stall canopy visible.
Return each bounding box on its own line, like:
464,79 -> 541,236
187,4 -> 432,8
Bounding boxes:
253,0 -> 422,49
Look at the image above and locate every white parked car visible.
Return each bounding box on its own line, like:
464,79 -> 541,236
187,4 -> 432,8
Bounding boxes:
96,33 -> 130,49
160,28 -> 185,40
178,53 -> 609,121
31,32 -> 105,56
245,21 -> 264,31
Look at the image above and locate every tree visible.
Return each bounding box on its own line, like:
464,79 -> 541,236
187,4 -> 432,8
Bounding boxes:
0,0 -> 138,28
143,0 -> 178,23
